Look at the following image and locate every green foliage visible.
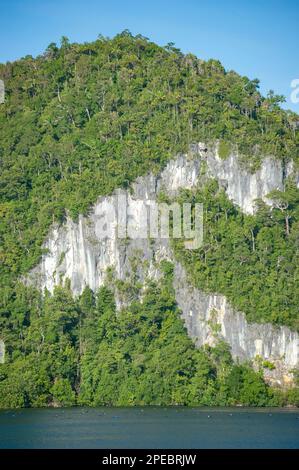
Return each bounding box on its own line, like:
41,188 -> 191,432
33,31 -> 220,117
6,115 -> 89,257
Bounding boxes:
173,181 -> 299,330
78,278 -> 280,407
1,272 -> 295,408
0,33 -> 298,409
262,360 -> 276,371
218,140 -> 231,159
224,365 -> 275,406
50,378 -> 76,406
0,32 -> 298,295
0,283 -> 79,408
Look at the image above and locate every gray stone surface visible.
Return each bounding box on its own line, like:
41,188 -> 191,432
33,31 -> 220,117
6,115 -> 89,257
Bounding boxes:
26,145 -> 299,386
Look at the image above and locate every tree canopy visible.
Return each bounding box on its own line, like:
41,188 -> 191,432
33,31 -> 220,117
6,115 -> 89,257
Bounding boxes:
0,32 -> 298,408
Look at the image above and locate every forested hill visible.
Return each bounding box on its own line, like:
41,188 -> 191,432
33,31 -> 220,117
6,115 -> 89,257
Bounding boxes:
0,31 -> 298,288
0,33 -> 299,408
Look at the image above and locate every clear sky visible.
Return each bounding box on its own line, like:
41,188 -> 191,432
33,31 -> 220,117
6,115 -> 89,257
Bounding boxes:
0,0 -> 298,111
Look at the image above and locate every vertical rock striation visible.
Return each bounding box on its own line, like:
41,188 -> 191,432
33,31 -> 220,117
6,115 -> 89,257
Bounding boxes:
27,146 -> 299,386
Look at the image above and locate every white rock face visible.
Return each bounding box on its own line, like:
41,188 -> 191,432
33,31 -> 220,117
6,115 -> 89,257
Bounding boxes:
157,143 -> 298,214
206,153 -> 285,214
173,264 -> 298,387
27,146 -> 299,386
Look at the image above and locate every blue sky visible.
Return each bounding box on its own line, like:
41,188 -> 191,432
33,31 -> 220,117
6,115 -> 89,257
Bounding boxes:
0,0 -> 298,111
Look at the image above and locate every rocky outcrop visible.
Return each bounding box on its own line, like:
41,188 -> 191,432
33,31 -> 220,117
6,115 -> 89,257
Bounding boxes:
27,145 -> 299,386
173,264 -> 298,387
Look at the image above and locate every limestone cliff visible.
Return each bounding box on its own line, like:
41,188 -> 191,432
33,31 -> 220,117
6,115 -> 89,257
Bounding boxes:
27,144 -> 299,387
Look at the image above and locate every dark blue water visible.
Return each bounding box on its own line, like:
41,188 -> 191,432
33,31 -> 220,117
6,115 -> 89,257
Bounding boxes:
0,407 -> 298,449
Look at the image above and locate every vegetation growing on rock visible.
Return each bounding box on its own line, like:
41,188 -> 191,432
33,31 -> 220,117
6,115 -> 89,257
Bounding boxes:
1,268 -> 296,408
0,32 -> 298,408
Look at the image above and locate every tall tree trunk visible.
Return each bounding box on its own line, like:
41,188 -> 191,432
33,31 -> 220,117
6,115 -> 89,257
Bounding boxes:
285,215 -> 290,236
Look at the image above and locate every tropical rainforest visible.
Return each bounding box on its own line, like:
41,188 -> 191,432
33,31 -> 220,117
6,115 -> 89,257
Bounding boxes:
0,31 -> 298,408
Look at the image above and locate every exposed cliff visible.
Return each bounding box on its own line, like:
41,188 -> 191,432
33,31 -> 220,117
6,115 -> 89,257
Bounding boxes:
174,263 -> 298,387
27,145 -> 299,387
